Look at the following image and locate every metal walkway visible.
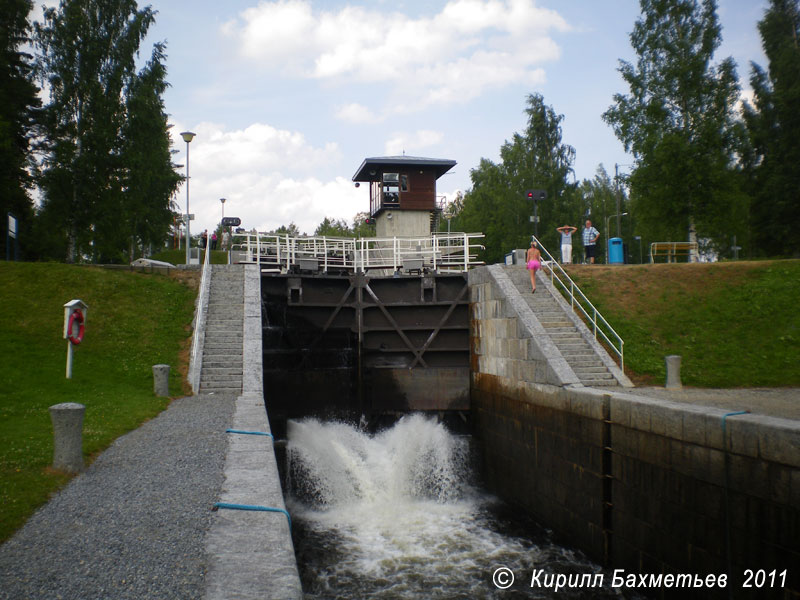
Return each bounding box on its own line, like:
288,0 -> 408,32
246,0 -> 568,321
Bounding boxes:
229,232 -> 485,274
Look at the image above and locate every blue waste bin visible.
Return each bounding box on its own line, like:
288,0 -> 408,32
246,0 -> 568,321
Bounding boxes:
609,237 -> 624,264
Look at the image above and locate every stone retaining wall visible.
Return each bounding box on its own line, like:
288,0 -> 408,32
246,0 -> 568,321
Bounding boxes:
470,266 -> 799,598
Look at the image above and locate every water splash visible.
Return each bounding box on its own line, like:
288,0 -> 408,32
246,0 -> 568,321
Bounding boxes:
286,415 -> 625,599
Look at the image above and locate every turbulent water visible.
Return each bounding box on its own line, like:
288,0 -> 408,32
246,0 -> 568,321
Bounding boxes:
286,415 -> 632,599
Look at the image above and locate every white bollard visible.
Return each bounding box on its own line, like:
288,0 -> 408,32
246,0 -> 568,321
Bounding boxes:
152,364 -> 170,397
665,355 -> 682,390
49,403 -> 85,473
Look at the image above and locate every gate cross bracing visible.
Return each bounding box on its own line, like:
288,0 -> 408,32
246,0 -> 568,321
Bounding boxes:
230,232 -> 485,274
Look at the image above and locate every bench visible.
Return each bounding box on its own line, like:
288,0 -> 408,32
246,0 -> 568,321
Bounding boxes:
649,242 -> 698,263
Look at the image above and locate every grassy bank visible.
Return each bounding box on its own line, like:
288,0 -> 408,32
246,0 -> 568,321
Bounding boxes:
566,260 -> 800,387
0,263 -> 197,542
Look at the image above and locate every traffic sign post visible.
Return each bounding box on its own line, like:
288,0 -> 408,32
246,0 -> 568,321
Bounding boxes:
525,190 -> 547,238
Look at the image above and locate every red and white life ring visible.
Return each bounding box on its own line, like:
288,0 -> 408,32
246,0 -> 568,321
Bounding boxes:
67,309 -> 85,345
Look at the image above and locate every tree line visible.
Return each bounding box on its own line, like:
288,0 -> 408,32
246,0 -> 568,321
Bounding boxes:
448,0 -> 800,263
1,0 -> 180,262
3,0 -> 798,264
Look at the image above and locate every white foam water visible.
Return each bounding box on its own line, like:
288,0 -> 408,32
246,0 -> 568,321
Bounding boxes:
286,415 -> 627,599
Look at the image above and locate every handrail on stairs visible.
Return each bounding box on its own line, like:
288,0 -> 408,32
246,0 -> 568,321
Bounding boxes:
532,235 -> 625,371
188,244 -> 212,394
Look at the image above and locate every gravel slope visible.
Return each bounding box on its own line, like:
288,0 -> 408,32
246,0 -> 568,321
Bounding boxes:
0,394 -> 235,600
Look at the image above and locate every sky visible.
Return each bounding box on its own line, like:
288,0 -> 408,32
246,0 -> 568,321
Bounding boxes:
50,0 -> 772,236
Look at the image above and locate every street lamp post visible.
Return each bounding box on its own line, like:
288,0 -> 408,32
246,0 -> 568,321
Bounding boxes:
181,131 -> 196,264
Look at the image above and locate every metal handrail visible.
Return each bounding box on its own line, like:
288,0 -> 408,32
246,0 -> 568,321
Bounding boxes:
188,243 -> 212,393
532,235 -> 625,370
229,232 -> 485,273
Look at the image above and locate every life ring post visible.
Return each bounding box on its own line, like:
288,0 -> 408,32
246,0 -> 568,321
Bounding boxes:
63,299 -> 89,379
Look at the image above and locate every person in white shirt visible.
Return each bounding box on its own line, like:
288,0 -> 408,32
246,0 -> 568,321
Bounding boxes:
556,224 -> 577,264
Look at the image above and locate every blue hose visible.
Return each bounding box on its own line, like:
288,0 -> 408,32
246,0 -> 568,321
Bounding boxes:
225,428 -> 273,438
212,502 -> 291,529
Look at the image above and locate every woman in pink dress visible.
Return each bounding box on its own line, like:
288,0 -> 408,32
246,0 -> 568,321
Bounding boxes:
526,240 -> 542,293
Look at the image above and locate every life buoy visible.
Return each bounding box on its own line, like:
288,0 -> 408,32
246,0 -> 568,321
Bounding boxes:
67,309 -> 85,345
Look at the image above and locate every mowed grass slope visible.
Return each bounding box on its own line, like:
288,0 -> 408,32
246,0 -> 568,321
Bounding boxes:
566,260 -> 800,387
0,263 -> 197,542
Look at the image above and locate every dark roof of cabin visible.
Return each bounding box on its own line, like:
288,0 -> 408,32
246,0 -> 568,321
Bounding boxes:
352,155 -> 457,182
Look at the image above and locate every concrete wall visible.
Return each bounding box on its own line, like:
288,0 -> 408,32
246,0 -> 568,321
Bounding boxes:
204,265 -> 302,600
376,210 -> 431,238
469,264 -> 582,387
470,267 -> 800,598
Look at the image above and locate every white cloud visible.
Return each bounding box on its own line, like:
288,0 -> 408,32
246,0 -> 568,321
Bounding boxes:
223,0 -> 569,115
335,102 -> 383,124
170,122 -> 363,235
384,130 -> 445,155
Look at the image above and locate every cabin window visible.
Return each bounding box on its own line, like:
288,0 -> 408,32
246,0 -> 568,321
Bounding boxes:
382,173 -> 400,205
400,174 -> 409,192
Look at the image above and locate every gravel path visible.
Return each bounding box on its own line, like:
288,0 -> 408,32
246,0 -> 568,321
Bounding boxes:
0,394 -> 236,600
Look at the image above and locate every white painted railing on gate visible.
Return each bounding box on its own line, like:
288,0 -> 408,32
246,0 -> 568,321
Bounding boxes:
229,232 -> 485,274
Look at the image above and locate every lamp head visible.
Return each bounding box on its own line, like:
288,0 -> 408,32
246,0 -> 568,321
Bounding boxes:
180,131 -> 196,144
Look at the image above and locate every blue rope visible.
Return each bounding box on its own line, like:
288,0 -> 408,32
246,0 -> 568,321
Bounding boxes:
212,502 -> 291,529
721,410 -> 749,439
226,428 -> 273,438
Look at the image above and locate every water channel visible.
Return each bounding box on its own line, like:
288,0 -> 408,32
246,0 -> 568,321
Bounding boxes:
285,414 -> 640,599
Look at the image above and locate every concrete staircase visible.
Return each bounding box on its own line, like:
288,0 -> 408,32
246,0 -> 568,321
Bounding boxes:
507,267 -> 618,387
199,264 -> 244,394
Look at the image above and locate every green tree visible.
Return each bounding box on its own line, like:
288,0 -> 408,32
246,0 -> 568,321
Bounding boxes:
742,0 -> 800,257
455,94 -> 579,263
120,42 -> 182,260
0,0 -> 40,259
603,0 -> 747,256
351,211 -> 376,238
34,0 -> 155,262
314,216 -> 352,237
272,223 -> 301,237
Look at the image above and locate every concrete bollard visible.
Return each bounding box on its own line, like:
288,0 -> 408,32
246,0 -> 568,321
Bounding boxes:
152,364 -> 171,397
49,402 -> 85,473
665,355 -> 682,390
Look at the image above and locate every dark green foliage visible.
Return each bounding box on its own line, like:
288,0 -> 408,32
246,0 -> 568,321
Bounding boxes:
0,0 -> 40,259
603,0 -> 747,255
120,42 -> 182,261
33,0 -> 178,263
454,94 -> 582,263
314,217 -> 352,237
742,0 -> 800,257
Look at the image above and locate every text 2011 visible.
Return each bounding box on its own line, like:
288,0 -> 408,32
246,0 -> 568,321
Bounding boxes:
743,569 -> 787,589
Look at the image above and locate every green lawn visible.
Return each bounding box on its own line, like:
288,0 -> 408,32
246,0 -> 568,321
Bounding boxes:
0,263 -> 196,541
565,260 -> 800,387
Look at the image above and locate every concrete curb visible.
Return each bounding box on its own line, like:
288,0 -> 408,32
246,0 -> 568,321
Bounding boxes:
204,264 -> 303,600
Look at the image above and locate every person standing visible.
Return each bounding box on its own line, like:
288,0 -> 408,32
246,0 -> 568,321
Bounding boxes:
556,224 -> 577,264
582,220 -> 600,264
526,240 -> 542,293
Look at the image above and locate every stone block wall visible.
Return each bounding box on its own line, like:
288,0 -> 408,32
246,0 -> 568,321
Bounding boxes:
470,265 -> 800,598
468,264 -> 580,387
472,380 -> 800,597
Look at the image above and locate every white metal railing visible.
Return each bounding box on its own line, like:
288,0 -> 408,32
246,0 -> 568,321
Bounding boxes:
532,235 -> 625,370
188,244 -> 212,393
229,232 -> 485,273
